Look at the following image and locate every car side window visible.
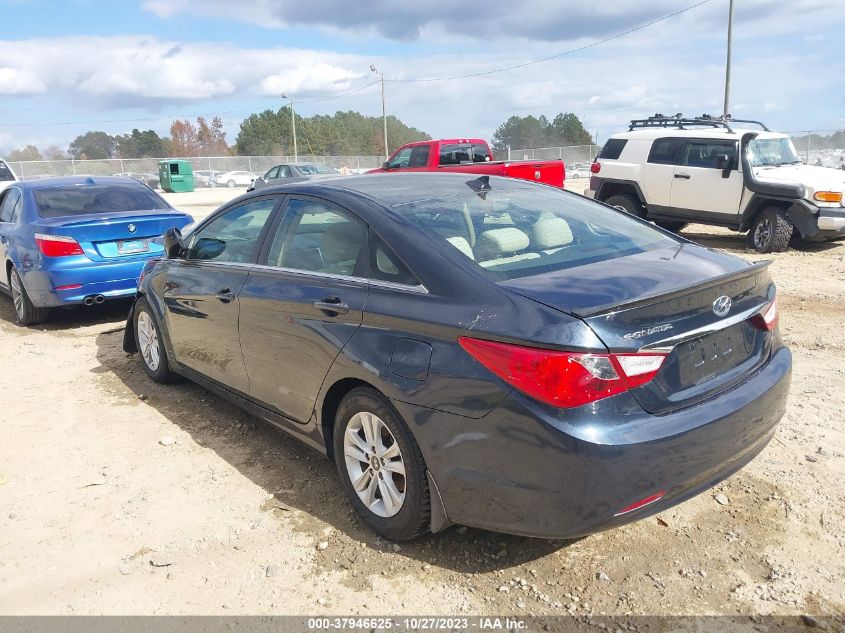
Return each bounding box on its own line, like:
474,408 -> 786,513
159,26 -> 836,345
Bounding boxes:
647,138 -> 684,165
388,147 -> 414,169
369,231 -> 420,286
186,197 -> 277,263
680,141 -> 738,169
266,199 -> 365,277
265,167 -> 279,179
408,145 -> 430,168
0,188 -> 21,223
279,166 -> 292,178
9,190 -> 23,223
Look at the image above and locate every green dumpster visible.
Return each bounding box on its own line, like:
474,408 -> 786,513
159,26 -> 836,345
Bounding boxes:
158,160 -> 195,193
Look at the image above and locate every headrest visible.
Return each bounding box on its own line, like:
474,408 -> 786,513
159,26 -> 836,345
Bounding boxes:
530,218 -> 573,250
475,228 -> 530,260
321,221 -> 361,263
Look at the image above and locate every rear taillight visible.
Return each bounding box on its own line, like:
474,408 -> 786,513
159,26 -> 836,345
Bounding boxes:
34,233 -> 84,257
458,337 -> 666,409
590,161 -> 601,174
750,297 -> 778,331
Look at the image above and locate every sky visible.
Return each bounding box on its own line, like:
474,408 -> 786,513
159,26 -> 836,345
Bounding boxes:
1,0 -> 844,156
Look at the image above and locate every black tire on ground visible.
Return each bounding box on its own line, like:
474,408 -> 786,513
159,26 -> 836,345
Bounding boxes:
133,296 -> 177,384
747,207 -> 793,253
603,193 -> 646,218
654,220 -> 689,233
333,387 -> 430,541
8,267 -> 50,326
227,180 -> 235,188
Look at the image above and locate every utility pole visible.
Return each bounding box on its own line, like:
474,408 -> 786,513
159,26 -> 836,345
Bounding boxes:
723,0 -> 734,116
281,93 -> 297,161
371,65 -> 389,160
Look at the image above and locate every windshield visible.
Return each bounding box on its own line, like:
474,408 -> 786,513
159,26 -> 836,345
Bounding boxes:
394,187 -> 678,281
298,164 -> 338,175
747,137 -> 801,167
33,184 -> 171,218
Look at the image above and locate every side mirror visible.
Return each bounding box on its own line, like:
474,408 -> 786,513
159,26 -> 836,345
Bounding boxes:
382,161 -> 390,170
715,153 -> 732,176
163,227 -> 184,259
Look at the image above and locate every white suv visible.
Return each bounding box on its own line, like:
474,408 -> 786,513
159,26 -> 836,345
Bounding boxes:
0,160 -> 18,193
585,115 -> 845,252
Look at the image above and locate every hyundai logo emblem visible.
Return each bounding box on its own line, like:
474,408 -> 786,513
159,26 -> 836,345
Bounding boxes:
712,295 -> 732,317
128,223 -> 137,233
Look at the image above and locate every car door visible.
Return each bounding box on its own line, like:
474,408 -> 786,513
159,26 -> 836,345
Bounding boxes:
670,139 -> 743,221
385,145 -> 430,172
0,187 -> 22,290
163,196 -> 280,393
640,137 -> 683,214
237,196 -> 369,422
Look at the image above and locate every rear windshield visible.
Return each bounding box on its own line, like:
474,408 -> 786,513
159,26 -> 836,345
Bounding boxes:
298,164 -> 338,175
0,161 -> 15,182
393,186 -> 677,281
598,139 -> 627,160
33,184 -> 170,218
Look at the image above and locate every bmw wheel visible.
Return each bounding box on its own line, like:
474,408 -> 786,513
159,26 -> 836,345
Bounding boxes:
9,267 -> 49,326
133,297 -> 176,383
333,387 -> 430,541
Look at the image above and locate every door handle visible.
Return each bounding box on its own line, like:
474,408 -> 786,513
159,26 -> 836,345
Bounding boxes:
216,287 -> 235,303
674,173 -> 691,179
313,297 -> 350,315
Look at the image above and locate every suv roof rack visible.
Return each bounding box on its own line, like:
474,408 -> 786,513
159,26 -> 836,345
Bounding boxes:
628,113 -> 770,134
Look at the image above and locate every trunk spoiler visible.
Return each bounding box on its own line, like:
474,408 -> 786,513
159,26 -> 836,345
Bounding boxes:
574,259 -> 771,318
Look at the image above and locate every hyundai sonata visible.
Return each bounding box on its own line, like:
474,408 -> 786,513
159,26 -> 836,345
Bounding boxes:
124,173 -> 790,541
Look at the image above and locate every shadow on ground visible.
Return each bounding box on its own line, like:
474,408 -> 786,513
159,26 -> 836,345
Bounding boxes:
0,293 -> 131,330
92,328 -> 571,574
680,229 -> 842,255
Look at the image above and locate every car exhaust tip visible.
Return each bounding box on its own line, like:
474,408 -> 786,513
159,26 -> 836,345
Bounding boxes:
94,294 -> 105,304
83,296 -> 95,306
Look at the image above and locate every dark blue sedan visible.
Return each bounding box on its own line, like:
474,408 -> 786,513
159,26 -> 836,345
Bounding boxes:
0,176 -> 193,324
123,173 -> 790,541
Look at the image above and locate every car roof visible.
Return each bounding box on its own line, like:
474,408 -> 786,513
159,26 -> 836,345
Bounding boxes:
609,128 -> 788,141
16,175 -> 151,190
250,172 -> 533,207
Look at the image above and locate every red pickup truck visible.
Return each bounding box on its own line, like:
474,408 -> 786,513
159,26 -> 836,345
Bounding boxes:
369,138 -> 565,187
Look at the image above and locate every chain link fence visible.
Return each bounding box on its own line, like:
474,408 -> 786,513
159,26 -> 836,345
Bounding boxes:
8,145 -> 601,182
7,155 -> 386,181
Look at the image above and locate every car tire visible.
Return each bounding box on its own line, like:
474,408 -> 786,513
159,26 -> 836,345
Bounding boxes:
133,297 -> 177,384
227,180 -> 235,188
333,387 -> 430,541
8,267 -> 50,326
748,207 -> 793,253
604,193 -> 646,218
654,220 -> 689,232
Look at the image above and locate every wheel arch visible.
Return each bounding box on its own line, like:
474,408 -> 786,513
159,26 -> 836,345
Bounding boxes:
319,377 -> 378,461
594,178 -> 648,207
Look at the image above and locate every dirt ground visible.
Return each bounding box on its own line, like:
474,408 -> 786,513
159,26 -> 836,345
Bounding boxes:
1,180 -> 843,617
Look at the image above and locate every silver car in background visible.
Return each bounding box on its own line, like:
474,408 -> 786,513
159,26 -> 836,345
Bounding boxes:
249,163 -> 340,191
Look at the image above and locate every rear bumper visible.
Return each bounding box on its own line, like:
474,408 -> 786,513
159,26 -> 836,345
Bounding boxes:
393,345 -> 791,539
23,258 -> 152,307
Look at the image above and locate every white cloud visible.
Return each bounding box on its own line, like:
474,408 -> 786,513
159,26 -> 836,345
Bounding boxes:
0,67 -> 46,94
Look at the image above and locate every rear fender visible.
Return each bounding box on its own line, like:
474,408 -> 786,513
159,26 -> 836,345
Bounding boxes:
594,178 -> 649,209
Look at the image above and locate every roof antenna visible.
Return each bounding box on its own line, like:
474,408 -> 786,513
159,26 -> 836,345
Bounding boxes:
466,175 -> 491,199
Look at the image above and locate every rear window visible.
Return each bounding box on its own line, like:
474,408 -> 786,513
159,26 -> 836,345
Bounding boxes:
33,184 -> 170,218
297,164 -> 338,175
0,161 -> 15,182
598,139 -> 628,160
439,143 -> 489,165
647,138 -> 684,164
393,186 -> 677,282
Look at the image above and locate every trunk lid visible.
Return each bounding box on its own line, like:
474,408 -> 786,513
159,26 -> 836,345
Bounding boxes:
36,210 -> 192,260
501,244 -> 775,414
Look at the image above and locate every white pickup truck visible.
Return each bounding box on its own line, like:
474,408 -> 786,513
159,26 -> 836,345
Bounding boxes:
586,115 -> 845,252
0,160 -> 18,193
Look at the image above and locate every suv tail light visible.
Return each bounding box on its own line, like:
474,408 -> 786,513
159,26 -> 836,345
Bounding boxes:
590,161 -> 601,174
750,297 -> 778,331
458,337 -> 666,409
34,233 -> 84,257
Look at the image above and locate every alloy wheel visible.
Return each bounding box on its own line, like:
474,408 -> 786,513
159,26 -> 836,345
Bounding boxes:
136,311 -> 161,371
10,271 -> 24,320
343,411 -> 406,517
754,217 -> 772,249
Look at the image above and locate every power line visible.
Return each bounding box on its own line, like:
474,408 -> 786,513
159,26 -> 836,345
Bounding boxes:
386,0 -> 713,83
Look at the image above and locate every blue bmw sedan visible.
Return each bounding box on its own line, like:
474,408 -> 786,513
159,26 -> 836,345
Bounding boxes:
0,176 -> 193,325
124,173 -> 790,541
